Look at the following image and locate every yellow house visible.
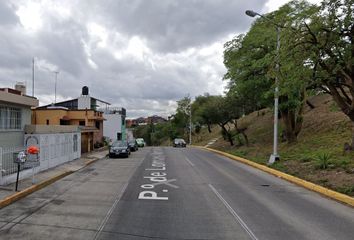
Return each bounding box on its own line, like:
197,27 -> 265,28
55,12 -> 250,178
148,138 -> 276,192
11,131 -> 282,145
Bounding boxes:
32,107 -> 105,153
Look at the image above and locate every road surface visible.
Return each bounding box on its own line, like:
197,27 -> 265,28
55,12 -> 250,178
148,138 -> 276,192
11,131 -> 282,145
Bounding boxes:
0,147 -> 353,240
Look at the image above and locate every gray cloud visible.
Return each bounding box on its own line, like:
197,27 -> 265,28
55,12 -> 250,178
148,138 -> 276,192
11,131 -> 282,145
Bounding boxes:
0,2 -> 18,25
0,0 -> 269,118
91,0 -> 267,52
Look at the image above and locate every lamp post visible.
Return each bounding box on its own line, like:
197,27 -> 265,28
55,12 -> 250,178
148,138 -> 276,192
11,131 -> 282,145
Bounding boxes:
189,105 -> 192,145
245,10 -> 280,164
53,71 -> 59,104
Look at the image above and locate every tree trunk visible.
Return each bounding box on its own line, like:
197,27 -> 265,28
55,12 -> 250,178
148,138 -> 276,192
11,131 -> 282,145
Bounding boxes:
306,100 -> 315,109
281,110 -> 297,144
279,91 -> 305,144
233,120 -> 249,146
220,124 -> 234,146
241,131 -> 249,146
207,123 -> 212,133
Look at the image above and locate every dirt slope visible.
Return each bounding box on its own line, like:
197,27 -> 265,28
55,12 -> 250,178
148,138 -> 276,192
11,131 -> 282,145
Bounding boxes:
194,94 -> 354,196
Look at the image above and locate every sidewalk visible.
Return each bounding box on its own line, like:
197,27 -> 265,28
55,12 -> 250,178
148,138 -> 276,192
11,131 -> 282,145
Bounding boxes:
0,148 -> 108,208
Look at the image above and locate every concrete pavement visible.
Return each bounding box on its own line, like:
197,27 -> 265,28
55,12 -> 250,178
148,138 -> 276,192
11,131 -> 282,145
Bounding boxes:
0,147 -> 147,239
0,148 -> 108,209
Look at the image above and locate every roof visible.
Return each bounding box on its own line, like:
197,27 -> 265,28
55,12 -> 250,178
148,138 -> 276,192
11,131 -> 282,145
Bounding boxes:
0,88 -> 38,107
37,96 -> 110,110
91,97 -> 111,105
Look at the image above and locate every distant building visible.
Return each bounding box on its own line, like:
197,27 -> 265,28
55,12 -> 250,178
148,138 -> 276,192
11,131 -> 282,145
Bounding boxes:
102,108 -> 126,142
0,87 -> 38,148
136,117 -> 147,126
147,115 -> 167,124
126,119 -> 137,128
127,115 -> 167,127
33,87 -> 109,153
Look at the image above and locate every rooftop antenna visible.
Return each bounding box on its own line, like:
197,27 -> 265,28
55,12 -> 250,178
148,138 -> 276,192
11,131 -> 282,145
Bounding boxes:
53,71 -> 59,103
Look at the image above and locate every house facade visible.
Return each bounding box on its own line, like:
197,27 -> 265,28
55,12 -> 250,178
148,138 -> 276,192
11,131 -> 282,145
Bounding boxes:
0,87 -> 38,148
33,86 -> 109,153
103,107 -> 126,142
32,108 -> 104,153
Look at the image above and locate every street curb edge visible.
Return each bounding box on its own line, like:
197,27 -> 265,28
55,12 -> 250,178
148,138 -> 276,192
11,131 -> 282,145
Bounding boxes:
195,146 -> 354,207
0,171 -> 73,209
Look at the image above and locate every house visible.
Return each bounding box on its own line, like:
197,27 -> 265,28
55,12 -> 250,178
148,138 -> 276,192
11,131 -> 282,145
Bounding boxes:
0,84 -> 39,185
0,85 -> 39,148
32,86 -> 109,153
102,107 -> 127,142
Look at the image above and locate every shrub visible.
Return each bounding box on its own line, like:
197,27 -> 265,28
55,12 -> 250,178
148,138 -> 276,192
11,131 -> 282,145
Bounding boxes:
315,152 -> 332,169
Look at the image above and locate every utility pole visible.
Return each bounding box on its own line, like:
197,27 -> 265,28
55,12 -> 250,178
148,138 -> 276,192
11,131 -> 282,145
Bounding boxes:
53,71 -> 59,104
246,10 -> 281,164
32,58 -> 35,97
189,104 -> 192,145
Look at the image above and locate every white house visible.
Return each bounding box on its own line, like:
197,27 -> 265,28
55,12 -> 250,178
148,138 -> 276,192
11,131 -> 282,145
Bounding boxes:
103,108 -> 126,142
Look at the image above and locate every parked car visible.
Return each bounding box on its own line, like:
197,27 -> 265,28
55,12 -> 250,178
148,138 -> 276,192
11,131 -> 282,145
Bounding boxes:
173,138 -> 186,147
128,139 -> 138,152
109,141 -> 130,158
136,138 -> 145,147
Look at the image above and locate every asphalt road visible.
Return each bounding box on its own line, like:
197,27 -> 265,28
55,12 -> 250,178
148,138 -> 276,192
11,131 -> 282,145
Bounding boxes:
0,147 -> 353,240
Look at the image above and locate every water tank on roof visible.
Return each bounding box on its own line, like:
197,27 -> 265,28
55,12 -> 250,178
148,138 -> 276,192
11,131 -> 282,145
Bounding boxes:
15,82 -> 26,95
82,86 -> 89,95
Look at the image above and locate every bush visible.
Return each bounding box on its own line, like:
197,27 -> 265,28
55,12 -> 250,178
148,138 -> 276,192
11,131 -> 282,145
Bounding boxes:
315,152 -> 332,169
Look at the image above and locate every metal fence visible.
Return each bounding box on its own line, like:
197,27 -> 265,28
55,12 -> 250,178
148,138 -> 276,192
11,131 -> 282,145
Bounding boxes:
0,146 -> 28,176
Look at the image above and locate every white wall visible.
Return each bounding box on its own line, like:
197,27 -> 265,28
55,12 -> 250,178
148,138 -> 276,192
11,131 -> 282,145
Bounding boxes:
78,95 -> 91,109
103,113 -> 122,141
25,132 -> 81,172
126,128 -> 134,141
0,132 -> 81,185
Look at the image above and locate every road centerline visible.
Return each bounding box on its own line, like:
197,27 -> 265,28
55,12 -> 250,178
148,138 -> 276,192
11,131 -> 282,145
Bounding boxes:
209,184 -> 258,240
185,156 -> 195,167
94,183 -> 128,240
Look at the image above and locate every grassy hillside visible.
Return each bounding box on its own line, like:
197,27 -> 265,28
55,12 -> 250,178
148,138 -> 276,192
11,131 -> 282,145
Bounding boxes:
193,94 -> 354,196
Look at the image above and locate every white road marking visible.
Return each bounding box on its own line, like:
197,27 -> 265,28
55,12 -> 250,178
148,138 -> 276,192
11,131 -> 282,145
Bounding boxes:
209,184 -> 259,240
185,157 -> 195,167
94,183 -> 128,240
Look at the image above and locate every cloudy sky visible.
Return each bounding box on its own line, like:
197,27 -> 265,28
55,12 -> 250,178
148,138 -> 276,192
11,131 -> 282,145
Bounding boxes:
0,0 -> 320,118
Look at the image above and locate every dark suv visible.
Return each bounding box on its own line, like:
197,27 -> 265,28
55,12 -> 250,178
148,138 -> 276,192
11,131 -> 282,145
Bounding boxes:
128,139 -> 138,152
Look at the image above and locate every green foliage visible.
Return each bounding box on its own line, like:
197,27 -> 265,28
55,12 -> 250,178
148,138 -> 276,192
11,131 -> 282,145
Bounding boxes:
223,1 -> 323,143
315,152 -> 332,169
329,102 -> 340,112
336,185 -> 354,195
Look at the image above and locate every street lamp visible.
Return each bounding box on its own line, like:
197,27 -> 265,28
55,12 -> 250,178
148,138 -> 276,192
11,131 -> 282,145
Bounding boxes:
189,105 -> 192,145
246,10 -> 280,164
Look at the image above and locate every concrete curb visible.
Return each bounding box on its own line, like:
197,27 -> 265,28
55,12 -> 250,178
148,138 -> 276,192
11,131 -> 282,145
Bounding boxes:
0,153 -> 106,210
196,146 -> 354,207
0,171 -> 73,209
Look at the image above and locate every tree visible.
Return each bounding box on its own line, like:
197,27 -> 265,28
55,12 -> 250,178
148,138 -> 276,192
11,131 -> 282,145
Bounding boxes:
289,0 -> 354,146
172,96 -> 191,139
223,0 -> 318,143
192,93 -> 218,133
204,95 -> 245,146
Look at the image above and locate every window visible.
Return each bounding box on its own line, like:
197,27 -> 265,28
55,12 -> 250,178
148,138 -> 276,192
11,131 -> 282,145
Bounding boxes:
95,121 -> 100,129
46,119 -> 49,125
0,106 -> 22,130
79,121 -> 85,126
60,119 -> 69,125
